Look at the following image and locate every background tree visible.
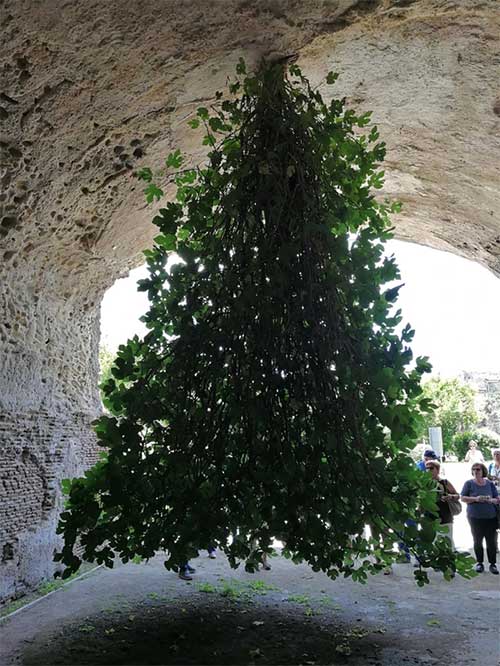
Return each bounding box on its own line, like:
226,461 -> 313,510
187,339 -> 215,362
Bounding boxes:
452,429 -> 500,461
98,345 -> 115,395
417,377 -> 478,451
56,61 -> 472,585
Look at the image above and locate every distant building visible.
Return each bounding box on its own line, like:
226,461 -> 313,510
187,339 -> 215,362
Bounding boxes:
459,371 -> 500,434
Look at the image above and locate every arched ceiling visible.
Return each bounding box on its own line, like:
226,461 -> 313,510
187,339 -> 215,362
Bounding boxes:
1,0 -> 498,603
1,0 -> 499,310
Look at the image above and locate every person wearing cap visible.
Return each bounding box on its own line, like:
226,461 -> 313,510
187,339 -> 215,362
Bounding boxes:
416,449 -> 438,471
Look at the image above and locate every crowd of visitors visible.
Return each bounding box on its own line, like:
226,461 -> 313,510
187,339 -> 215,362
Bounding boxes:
176,443 -> 500,581
410,445 -> 499,575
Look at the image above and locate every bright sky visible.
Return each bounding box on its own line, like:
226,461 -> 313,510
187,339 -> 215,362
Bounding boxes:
100,240 -> 500,377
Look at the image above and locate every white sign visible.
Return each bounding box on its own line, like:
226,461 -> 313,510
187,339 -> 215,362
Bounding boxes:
428,427 -> 443,458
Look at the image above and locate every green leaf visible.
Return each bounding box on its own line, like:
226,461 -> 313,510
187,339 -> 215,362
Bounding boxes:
61,478 -> 72,496
236,58 -> 246,75
136,167 -> 153,182
196,107 -> 209,120
154,234 -> 177,251
165,149 -> 183,169
357,111 -> 372,127
144,183 -> 164,203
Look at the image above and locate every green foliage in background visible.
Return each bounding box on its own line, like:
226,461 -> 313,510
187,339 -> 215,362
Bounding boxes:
56,61 -> 473,585
416,378 -> 478,451
452,429 -> 500,462
98,346 -> 115,399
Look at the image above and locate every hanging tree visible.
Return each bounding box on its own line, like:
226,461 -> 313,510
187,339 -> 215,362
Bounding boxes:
56,61 -> 472,585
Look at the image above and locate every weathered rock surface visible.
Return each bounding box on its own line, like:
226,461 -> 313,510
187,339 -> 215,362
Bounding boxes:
0,0 -> 499,601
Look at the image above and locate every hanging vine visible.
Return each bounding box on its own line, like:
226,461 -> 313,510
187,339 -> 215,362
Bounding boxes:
56,61 -> 473,585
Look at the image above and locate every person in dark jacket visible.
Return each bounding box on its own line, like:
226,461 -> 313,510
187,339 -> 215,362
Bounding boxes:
425,460 -> 459,547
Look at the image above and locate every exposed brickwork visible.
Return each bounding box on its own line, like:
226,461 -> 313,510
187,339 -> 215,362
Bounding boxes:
0,281 -> 101,603
0,411 -> 99,603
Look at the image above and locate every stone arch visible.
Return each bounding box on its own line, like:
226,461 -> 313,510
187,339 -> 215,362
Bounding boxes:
0,0 -> 499,600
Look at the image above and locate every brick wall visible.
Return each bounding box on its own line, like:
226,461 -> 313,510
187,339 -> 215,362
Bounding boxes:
0,410 -> 99,603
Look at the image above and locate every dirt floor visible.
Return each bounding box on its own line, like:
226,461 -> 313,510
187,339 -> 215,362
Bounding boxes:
0,551 -> 499,666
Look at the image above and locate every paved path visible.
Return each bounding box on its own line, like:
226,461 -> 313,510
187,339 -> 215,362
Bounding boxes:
0,549 -> 498,666
1,462 -> 498,665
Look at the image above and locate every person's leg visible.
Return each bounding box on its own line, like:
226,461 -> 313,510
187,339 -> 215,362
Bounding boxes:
370,524 -> 392,575
438,522 -> 456,576
179,562 -> 194,580
484,518 -> 498,567
440,523 -> 454,549
261,552 -> 271,570
400,519 -> 415,563
207,545 -> 217,559
468,518 -> 484,563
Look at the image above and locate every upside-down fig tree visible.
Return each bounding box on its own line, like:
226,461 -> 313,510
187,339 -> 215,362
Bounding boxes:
56,61 -> 473,585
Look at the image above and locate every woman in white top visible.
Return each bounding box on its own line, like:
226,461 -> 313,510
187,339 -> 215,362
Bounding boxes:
464,440 -> 485,464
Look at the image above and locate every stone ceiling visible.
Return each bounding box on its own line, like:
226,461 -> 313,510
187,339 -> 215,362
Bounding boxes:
1,0 -> 499,312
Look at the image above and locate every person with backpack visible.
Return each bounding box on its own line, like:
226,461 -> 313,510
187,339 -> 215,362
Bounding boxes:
461,462 -> 499,574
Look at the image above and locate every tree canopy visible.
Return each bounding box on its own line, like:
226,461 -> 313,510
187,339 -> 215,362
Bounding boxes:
56,61 -> 473,585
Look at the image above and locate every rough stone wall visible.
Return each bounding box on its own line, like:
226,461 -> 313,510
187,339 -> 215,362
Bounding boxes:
0,0 -> 499,601
0,411 -> 98,602
0,288 -> 101,602
1,0 -> 499,285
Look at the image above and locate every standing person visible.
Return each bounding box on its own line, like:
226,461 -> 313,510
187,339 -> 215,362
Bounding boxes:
409,449 -> 439,565
464,440 -> 485,464
488,448 -> 500,488
425,460 -> 459,548
417,449 -> 438,472
250,538 -> 272,570
461,463 -> 499,574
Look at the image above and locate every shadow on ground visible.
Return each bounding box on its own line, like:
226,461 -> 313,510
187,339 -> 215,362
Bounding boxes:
2,553 -> 499,666
21,594 -> 381,665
